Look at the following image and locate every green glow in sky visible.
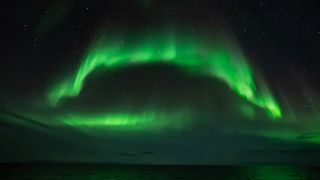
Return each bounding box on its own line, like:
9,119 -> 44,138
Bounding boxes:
48,31 -> 281,119
60,109 -> 191,131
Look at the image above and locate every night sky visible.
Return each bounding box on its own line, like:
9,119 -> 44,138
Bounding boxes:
1,0 -> 320,165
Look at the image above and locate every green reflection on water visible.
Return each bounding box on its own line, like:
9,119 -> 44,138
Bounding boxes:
237,166 -> 311,180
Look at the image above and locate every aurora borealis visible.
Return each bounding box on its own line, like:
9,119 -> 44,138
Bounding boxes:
1,0 -> 320,166
48,31 -> 281,120
60,108 -> 191,131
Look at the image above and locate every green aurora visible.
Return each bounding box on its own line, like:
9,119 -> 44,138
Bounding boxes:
59,109 -> 191,131
48,31 -> 282,124
2,28 -> 320,153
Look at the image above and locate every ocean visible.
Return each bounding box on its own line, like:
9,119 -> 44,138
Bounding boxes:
1,164 -> 319,179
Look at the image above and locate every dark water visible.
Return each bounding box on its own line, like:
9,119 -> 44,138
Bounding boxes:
1,164 -> 320,180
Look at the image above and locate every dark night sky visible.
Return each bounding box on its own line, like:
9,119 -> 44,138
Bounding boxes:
1,0 -> 320,164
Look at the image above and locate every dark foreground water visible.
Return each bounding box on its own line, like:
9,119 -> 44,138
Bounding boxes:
1,164 -> 320,180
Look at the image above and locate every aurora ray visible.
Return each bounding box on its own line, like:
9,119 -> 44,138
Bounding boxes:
48,31 -> 281,119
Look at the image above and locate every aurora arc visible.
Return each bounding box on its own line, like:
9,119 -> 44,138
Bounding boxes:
48,32 -> 282,119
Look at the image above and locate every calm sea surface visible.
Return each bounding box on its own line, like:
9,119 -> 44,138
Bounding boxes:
1,164 -> 319,179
